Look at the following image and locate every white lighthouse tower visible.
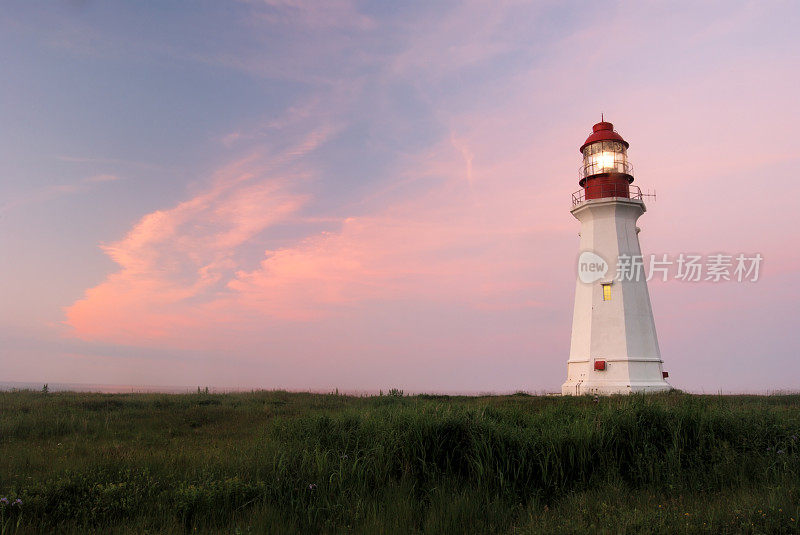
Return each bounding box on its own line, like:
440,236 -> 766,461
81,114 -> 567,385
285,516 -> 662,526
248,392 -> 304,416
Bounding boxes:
562,120 -> 671,395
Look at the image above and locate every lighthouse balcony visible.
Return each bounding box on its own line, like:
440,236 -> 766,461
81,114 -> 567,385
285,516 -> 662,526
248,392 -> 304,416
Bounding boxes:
572,184 -> 646,207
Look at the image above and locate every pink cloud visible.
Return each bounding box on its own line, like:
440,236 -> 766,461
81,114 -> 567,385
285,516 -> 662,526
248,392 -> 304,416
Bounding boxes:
64,124 -> 563,349
64,152 -> 308,343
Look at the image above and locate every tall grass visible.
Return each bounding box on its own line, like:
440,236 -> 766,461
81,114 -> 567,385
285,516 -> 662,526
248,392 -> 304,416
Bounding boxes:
1,390 -> 798,533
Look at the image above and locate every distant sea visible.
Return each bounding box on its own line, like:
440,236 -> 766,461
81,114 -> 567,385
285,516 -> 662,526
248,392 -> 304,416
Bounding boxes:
0,382 -> 558,396
0,381 -> 202,394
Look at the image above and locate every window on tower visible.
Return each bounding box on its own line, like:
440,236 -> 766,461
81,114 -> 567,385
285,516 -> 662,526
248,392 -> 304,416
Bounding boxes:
602,283 -> 612,301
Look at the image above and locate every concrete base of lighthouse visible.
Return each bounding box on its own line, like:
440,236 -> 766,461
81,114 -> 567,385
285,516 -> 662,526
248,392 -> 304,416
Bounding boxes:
562,378 -> 672,396
562,196 -> 671,396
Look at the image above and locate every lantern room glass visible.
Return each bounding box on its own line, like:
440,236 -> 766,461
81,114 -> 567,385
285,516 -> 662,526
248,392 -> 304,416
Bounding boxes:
582,141 -> 628,177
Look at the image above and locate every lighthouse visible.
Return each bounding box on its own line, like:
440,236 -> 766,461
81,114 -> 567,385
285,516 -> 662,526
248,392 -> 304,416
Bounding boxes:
562,120 -> 671,395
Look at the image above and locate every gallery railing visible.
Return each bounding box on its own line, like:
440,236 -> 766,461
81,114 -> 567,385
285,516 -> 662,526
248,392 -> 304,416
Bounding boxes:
572,184 -> 656,207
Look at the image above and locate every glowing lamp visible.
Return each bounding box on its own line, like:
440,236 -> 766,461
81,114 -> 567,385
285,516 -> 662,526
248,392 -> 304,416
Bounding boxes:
583,141 -> 628,176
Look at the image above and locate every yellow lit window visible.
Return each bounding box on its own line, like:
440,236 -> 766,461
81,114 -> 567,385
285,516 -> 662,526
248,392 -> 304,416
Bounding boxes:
602,283 -> 612,301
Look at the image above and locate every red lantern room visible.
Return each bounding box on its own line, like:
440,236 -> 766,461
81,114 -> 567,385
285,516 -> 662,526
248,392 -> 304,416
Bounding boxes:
578,121 -> 634,200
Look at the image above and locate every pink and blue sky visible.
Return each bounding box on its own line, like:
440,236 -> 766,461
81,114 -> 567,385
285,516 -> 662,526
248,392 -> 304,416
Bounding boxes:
1,1 -> 799,393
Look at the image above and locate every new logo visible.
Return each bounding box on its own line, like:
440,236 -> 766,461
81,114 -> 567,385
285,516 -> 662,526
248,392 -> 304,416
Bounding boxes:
577,251 -> 608,283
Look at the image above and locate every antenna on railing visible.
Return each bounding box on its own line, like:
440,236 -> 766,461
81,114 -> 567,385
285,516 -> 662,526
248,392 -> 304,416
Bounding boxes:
638,188 -> 656,201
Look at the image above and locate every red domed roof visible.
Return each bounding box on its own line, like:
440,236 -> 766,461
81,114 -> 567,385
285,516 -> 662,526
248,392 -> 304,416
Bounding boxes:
579,121 -> 629,153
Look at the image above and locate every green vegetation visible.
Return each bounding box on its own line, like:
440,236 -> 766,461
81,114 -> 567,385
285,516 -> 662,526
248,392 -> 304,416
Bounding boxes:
1,390 -> 799,534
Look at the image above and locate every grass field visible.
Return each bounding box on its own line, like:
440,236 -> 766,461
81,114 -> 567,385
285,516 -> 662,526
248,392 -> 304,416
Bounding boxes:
1,389 -> 799,534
